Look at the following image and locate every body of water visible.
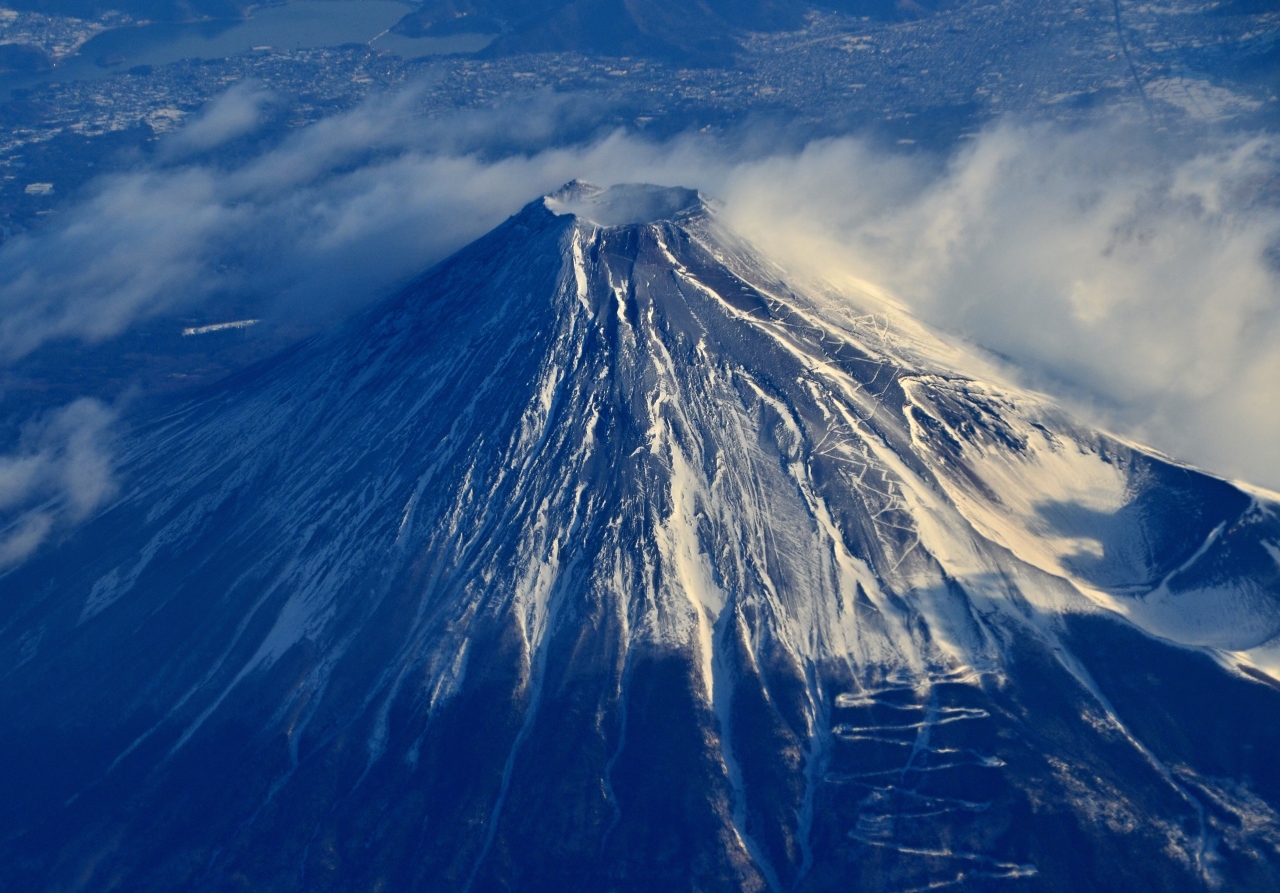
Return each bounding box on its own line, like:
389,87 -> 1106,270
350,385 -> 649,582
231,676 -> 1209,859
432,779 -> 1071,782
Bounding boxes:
2,1 -> 491,97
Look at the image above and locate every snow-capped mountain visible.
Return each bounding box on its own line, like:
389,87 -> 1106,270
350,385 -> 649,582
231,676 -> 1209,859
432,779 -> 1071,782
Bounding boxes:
3,182 -> 1280,892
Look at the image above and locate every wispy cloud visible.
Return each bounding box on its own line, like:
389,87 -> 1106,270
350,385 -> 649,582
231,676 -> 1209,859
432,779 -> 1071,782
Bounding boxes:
161,79 -> 275,159
0,398 -> 118,567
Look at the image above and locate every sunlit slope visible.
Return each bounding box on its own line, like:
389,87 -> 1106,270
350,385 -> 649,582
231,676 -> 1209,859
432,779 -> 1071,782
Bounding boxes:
2,183 -> 1279,892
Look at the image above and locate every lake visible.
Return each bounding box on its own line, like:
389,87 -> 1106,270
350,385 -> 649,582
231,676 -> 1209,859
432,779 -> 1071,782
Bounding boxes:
1,0 -> 491,97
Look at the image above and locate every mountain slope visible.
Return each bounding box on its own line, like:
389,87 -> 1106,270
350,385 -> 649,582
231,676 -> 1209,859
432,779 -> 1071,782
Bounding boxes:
2,182 -> 1280,892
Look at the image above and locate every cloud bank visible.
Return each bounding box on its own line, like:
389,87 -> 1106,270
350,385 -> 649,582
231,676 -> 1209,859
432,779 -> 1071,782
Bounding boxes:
0,86 -> 1277,492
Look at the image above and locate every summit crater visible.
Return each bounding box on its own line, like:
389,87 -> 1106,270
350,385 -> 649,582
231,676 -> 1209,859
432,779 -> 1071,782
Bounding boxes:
542,180 -> 708,227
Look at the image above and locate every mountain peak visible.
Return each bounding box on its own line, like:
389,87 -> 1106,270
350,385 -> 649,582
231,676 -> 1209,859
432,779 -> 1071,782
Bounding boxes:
542,180 -> 707,227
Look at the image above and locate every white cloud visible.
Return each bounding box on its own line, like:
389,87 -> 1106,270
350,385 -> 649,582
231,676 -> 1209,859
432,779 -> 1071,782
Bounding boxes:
0,398 -> 119,567
162,80 -> 274,158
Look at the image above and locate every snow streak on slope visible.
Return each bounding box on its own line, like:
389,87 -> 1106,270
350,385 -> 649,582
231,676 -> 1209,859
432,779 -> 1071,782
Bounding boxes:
2,182 -> 1280,893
